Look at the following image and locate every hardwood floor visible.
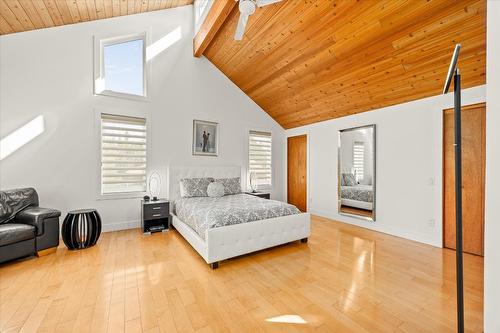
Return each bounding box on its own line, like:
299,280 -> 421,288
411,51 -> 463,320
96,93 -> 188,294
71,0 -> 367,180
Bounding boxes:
0,216 -> 483,332
340,206 -> 373,218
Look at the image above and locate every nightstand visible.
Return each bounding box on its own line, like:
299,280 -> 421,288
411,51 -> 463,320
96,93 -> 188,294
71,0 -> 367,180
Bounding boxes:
141,199 -> 171,234
245,192 -> 271,199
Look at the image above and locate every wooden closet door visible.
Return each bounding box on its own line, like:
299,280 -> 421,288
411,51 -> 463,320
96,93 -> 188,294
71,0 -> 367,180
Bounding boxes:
443,103 -> 485,256
287,135 -> 307,212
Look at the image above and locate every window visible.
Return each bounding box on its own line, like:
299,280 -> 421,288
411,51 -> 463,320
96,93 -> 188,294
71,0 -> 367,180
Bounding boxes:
94,33 -> 147,99
195,0 -> 210,22
100,113 -> 147,195
194,0 -> 213,34
353,141 -> 364,182
248,130 -> 272,190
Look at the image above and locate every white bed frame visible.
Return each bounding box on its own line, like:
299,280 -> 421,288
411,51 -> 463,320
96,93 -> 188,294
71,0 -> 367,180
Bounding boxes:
168,166 -> 310,268
341,198 -> 373,210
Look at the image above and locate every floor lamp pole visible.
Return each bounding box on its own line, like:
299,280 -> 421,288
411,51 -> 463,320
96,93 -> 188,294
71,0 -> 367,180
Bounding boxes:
453,68 -> 465,333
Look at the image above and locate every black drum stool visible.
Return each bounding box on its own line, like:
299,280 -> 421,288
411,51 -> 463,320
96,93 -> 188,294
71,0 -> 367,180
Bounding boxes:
62,209 -> 102,250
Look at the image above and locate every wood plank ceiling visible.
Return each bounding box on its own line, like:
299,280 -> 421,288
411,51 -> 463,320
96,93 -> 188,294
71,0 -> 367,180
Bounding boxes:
204,0 -> 486,129
0,0 -> 193,35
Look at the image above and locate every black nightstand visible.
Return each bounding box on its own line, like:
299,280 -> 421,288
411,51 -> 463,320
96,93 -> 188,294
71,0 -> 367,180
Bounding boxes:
141,199 -> 171,234
245,192 -> 271,199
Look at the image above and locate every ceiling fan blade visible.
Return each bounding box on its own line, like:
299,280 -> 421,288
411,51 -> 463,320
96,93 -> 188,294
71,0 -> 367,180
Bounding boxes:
256,0 -> 282,7
234,13 -> 249,40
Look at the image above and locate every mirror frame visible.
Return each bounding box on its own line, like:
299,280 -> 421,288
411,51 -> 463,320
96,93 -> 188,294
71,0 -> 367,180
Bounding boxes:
337,124 -> 376,222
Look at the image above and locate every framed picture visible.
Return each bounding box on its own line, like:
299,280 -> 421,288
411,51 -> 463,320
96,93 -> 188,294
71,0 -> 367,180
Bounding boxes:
192,119 -> 218,156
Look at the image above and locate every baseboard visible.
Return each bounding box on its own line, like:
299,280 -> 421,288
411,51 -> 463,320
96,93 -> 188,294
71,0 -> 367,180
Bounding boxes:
101,219 -> 141,233
310,209 -> 441,248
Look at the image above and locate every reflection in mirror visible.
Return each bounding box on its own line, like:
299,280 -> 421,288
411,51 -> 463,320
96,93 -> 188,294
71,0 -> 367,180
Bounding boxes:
338,125 -> 376,221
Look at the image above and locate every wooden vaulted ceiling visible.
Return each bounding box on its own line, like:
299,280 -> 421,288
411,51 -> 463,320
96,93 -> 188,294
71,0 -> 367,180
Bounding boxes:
203,0 -> 486,129
0,0 -> 193,35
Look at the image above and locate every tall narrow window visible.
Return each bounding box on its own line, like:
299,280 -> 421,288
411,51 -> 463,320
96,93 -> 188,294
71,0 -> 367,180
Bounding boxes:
353,141 -> 364,182
101,114 -> 147,194
249,130 -> 272,190
195,0 -> 210,22
94,33 -> 147,99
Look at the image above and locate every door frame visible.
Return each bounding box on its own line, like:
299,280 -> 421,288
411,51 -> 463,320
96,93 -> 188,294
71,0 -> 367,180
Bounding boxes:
442,102 -> 486,255
287,134 -> 308,212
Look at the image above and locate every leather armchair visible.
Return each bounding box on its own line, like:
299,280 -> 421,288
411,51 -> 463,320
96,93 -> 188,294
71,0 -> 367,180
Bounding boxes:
0,188 -> 61,263
16,207 -> 61,251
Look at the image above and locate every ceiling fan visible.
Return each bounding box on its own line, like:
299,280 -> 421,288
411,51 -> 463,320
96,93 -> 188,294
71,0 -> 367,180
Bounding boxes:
234,0 -> 283,41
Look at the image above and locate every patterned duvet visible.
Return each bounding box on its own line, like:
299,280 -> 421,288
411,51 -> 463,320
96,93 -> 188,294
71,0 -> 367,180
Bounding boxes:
174,194 -> 301,239
341,185 -> 373,203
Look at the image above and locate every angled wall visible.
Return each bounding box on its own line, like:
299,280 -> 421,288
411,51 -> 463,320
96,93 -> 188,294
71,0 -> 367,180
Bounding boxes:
0,6 -> 285,231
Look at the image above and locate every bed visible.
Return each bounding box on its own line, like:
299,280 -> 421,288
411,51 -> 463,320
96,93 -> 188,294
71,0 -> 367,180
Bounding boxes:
340,184 -> 374,210
169,166 -> 310,268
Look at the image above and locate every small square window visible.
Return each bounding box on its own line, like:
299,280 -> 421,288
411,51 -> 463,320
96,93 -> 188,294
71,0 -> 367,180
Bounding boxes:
94,33 -> 148,100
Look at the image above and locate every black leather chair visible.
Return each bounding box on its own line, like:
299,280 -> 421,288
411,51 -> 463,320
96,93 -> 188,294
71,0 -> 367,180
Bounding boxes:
0,188 -> 61,263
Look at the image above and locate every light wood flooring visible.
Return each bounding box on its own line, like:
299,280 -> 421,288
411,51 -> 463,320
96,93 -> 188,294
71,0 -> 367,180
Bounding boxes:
0,215 -> 483,332
339,206 -> 374,218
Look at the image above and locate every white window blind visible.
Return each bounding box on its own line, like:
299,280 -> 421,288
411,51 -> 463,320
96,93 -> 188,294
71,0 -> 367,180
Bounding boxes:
249,130 -> 272,189
101,114 -> 147,194
353,141 -> 364,182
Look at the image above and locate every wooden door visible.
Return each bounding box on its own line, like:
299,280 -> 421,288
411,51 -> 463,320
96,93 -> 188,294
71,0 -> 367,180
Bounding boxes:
287,135 -> 307,212
443,103 -> 485,256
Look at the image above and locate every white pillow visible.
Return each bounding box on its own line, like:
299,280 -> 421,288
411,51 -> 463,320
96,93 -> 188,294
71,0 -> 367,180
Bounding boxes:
207,182 -> 225,198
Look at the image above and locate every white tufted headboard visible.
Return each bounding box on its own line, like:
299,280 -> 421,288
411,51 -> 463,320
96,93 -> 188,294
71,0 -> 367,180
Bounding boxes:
168,166 -> 242,201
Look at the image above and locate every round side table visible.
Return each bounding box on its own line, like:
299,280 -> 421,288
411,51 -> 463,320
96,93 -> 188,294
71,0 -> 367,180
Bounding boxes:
62,209 -> 102,250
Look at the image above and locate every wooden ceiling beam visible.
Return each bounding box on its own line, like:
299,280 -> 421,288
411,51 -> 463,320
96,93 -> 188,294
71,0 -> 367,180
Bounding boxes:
193,0 -> 236,58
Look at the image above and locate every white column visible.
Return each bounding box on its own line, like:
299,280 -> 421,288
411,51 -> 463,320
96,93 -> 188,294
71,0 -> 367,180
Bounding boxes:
484,1 -> 500,332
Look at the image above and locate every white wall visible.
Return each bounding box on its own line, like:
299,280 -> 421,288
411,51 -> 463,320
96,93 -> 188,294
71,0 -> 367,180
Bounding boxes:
0,6 -> 285,232
286,85 -> 486,247
484,1 -> 500,331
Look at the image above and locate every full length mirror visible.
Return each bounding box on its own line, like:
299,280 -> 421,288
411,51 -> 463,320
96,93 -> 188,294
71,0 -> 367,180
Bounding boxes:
338,125 -> 376,221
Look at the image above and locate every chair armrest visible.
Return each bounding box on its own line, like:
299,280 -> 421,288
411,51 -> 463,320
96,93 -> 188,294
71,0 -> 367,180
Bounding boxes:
15,207 -> 61,236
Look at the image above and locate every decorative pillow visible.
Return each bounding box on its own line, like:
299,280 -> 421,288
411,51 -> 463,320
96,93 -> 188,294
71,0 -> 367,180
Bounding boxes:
179,177 -> 214,198
342,173 -> 357,186
207,182 -> 225,198
216,177 -> 241,195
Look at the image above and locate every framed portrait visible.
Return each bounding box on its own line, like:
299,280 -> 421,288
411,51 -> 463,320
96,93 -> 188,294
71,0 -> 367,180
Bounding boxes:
192,119 -> 218,156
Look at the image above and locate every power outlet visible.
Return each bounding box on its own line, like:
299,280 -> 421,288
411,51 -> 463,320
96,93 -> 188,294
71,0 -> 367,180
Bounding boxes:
428,219 -> 436,228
